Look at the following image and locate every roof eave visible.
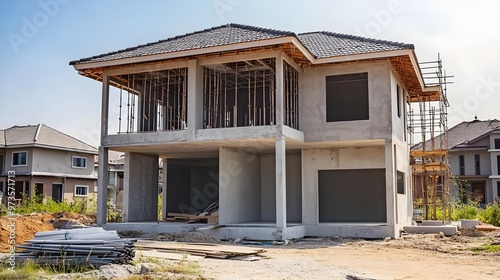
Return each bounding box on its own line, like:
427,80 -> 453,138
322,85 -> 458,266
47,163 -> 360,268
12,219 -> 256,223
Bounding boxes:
313,49 -> 412,64
72,36 -> 300,70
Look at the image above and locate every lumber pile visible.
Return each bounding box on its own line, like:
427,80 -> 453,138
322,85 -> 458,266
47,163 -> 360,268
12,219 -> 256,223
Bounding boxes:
168,201 -> 219,224
135,240 -> 264,259
16,227 -> 136,267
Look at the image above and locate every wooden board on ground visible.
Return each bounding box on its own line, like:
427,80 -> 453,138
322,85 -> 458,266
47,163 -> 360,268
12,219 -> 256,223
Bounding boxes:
135,240 -> 265,259
136,249 -> 205,261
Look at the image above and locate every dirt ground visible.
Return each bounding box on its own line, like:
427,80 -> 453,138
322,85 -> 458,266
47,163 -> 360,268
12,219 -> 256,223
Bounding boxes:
198,230 -> 500,280
0,212 -> 95,252
1,213 -> 500,279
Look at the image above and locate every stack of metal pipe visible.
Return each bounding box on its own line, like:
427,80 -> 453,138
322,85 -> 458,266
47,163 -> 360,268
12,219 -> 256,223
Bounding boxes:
16,227 -> 136,267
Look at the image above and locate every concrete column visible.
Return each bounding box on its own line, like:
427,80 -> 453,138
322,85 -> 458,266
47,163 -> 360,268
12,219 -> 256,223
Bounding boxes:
276,135 -> 287,230
385,140 -> 396,235
101,74 -> 110,139
161,158 -> 168,221
96,146 -> 108,225
275,52 -> 284,126
123,152 -> 159,222
187,59 -> 203,140
97,74 -> 110,225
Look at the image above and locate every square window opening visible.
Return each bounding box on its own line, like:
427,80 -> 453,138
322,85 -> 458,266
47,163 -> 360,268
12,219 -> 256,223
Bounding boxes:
12,152 -> 27,166
326,73 -> 369,122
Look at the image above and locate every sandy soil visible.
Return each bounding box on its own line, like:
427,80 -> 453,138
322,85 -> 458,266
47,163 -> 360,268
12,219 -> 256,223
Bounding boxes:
198,232 -> 500,280
0,212 -> 95,252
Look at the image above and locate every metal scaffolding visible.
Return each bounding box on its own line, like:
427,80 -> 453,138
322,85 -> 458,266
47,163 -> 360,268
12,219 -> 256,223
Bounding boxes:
409,54 -> 453,221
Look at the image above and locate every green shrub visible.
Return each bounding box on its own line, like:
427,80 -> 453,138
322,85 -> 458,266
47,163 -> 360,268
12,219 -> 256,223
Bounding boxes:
480,204 -> 500,227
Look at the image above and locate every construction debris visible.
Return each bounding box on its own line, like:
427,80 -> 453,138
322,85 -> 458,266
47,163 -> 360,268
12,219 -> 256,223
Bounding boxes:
16,227 -> 137,267
167,201 -> 219,224
135,240 -> 264,259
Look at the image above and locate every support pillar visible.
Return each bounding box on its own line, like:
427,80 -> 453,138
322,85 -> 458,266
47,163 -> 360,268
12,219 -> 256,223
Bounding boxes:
276,135 -> 287,230
97,147 -> 109,225
161,158 -> 168,221
275,52 -> 284,126
97,74 -> 110,225
187,59 -> 203,140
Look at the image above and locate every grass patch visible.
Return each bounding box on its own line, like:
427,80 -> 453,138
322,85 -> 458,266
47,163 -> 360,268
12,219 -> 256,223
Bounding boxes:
471,244 -> 500,253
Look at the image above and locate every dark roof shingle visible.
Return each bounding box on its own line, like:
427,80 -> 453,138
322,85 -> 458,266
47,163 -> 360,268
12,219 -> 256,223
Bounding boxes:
70,24 -> 294,65
297,31 -> 414,58
70,24 -> 415,66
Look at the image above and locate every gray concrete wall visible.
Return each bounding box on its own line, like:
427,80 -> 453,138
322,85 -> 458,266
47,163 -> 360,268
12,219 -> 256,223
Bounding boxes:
302,146 -> 386,225
5,148 -> 34,174
219,147 -> 261,224
260,153 -> 302,222
299,60 -> 392,142
393,137 -> 412,228
449,150 -> 491,176
31,148 -> 95,176
123,152 -> 159,222
390,70 -> 407,142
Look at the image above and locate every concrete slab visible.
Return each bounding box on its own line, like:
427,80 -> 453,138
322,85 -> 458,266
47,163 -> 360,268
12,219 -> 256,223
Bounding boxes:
459,220 -> 480,229
403,225 -> 458,236
421,220 -> 449,226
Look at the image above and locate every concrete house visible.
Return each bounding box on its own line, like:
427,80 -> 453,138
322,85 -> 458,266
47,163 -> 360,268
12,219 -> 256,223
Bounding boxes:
446,119 -> 500,204
70,24 -> 444,240
0,124 -> 98,203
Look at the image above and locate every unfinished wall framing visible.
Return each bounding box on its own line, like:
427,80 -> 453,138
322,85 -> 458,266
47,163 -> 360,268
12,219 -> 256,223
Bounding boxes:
202,58 -> 299,129
408,55 -> 453,221
112,68 -> 188,133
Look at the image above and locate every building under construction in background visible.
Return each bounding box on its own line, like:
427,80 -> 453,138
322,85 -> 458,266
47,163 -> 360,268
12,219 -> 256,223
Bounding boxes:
409,54 -> 453,221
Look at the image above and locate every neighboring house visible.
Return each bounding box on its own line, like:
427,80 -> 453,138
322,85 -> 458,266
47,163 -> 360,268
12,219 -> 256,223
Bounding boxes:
70,24 -> 445,240
0,124 -> 98,203
446,119 -> 500,204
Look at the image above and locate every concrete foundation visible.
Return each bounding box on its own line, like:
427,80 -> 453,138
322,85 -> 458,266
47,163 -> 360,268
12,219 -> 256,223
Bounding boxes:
403,225 -> 458,236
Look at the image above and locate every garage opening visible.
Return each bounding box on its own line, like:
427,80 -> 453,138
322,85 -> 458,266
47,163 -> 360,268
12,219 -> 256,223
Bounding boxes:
318,169 -> 386,223
166,158 -> 219,220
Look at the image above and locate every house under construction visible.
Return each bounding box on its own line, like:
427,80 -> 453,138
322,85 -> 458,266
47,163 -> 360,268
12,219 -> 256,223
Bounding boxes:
70,24 -> 449,240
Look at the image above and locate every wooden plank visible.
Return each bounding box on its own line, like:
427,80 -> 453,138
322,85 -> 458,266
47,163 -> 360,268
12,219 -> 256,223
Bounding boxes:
135,240 -> 264,256
136,249 -> 205,261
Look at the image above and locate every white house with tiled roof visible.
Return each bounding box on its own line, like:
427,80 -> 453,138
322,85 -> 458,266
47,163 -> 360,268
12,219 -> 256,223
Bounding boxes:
446,119 -> 500,204
70,24 -> 445,240
0,124 -> 97,204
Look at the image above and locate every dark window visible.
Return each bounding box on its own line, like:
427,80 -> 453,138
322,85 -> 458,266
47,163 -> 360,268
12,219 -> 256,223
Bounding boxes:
0,155 -> 3,174
326,73 -> 369,122
72,156 -> 87,169
475,154 -> 481,175
459,155 -> 465,175
397,171 -> 405,194
497,155 -> 500,175
495,139 -> 500,149
497,182 -> 500,198
12,152 -> 27,166
0,181 -> 4,196
396,85 -> 401,118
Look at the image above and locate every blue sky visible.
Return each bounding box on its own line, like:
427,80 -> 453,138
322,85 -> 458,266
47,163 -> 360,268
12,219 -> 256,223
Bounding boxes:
1,0 -> 499,147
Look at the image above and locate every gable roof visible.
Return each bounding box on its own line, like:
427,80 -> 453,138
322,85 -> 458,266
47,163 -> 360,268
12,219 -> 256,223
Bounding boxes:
413,119 -> 500,151
70,23 -> 414,66
297,31 -> 414,58
447,119 -> 500,149
70,24 -> 294,65
1,124 -> 97,154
